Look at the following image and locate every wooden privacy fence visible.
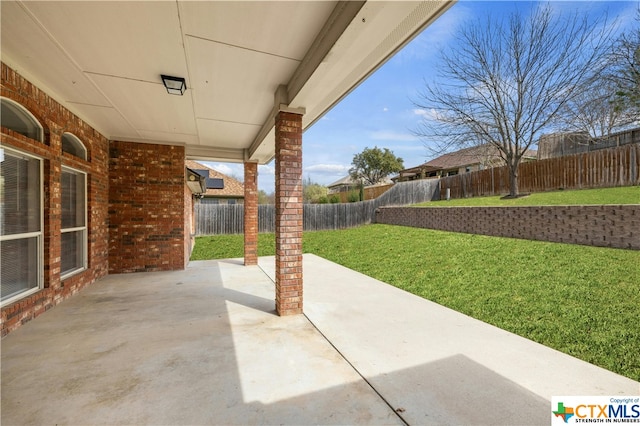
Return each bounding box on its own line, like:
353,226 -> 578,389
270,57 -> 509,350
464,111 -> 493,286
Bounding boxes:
440,144 -> 640,199
195,178 -> 440,235
331,183 -> 393,203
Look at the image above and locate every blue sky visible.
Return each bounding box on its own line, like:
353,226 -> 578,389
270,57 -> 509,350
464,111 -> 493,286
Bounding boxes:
205,1 -> 637,193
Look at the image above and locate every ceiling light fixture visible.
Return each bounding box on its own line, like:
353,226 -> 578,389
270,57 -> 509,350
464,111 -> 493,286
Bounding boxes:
161,75 -> 187,96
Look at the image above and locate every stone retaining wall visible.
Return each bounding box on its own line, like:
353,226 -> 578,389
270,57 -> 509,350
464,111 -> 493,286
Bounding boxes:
376,205 -> 639,250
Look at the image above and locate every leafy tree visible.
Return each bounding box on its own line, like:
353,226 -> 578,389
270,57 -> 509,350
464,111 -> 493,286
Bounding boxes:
258,190 -> 274,205
413,5 -> 614,197
349,146 -> 404,186
347,191 -> 360,203
302,177 -> 328,204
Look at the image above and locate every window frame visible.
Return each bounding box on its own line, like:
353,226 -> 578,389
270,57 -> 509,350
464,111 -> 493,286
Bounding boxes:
61,132 -> 87,160
0,147 -> 44,307
0,97 -> 44,143
60,166 -> 88,280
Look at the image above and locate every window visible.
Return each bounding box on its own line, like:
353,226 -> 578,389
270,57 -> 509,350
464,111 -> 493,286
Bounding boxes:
62,133 -> 87,160
1,148 -> 43,306
0,97 -> 43,142
61,167 -> 87,278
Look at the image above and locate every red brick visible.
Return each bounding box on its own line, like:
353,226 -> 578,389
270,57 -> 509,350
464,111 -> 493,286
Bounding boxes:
1,63 -> 109,336
275,111 -> 304,316
108,141 -> 186,273
243,162 -> 259,265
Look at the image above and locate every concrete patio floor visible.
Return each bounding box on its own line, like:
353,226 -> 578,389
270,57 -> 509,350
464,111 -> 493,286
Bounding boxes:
2,255 -> 638,425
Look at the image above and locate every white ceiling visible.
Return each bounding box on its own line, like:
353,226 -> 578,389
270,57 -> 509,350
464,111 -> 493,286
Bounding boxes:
1,1 -> 453,164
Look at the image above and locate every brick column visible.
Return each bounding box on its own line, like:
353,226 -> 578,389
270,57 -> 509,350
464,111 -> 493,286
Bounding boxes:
243,161 -> 258,266
275,111 -> 303,315
46,127 -> 62,299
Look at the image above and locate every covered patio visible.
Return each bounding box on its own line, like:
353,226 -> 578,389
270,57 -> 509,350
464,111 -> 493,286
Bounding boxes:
2,255 -> 636,425
1,0 -> 453,331
2,3 -> 638,423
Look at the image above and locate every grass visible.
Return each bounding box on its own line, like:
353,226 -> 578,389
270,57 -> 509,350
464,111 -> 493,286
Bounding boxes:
414,185 -> 640,207
192,225 -> 640,381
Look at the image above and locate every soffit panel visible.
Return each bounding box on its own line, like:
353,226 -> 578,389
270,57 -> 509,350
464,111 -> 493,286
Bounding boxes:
1,0 -> 453,164
291,1 -> 451,127
179,1 -> 336,61
0,2 -> 111,107
196,119 -> 261,150
20,1 -> 187,82
88,73 -> 197,137
250,127 -> 276,164
187,36 -> 299,126
66,103 -> 139,139
136,130 -> 199,146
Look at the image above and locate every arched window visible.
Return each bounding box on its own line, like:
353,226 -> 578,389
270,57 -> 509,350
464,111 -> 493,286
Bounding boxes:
0,97 -> 44,142
62,133 -> 87,160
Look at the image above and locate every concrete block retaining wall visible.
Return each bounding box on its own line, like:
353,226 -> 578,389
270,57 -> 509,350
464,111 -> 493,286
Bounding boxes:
375,205 -> 639,250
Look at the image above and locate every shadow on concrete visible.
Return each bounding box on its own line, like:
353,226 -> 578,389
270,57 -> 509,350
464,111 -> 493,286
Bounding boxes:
2,261 -> 392,424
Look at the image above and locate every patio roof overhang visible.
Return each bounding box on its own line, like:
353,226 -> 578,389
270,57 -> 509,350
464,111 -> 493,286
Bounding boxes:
1,0 -> 453,165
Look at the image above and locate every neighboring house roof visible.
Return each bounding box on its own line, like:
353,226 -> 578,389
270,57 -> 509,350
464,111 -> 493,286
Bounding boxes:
400,144 -> 537,174
327,175 -> 393,189
185,160 -> 244,198
327,175 -> 355,189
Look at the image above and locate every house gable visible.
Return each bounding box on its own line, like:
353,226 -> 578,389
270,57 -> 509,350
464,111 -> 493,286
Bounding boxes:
185,160 -> 244,200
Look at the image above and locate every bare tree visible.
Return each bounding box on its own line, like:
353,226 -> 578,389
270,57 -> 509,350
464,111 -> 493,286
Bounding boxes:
561,8 -> 639,141
559,79 -> 635,142
610,7 -> 640,117
413,5 -> 615,197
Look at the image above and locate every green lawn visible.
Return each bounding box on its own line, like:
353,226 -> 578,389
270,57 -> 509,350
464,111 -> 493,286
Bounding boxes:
192,225 -> 640,381
415,185 -> 640,207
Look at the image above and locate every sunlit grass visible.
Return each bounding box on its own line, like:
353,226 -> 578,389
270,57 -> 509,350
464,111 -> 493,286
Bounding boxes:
415,185 -> 640,207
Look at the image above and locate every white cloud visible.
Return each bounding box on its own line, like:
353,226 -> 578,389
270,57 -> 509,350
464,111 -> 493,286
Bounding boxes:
369,130 -> 419,142
304,164 -> 350,174
209,163 -> 233,175
383,107 -> 389,112
412,108 -> 442,121
258,164 -> 275,176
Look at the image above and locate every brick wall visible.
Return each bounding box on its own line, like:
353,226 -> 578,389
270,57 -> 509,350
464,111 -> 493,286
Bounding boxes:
108,141 -> 186,273
1,63 -> 110,336
376,205 -> 639,250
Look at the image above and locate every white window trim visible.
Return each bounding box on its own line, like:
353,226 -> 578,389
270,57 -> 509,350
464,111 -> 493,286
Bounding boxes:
0,146 -> 44,307
61,132 -> 87,160
0,97 -> 44,143
60,166 -> 88,281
